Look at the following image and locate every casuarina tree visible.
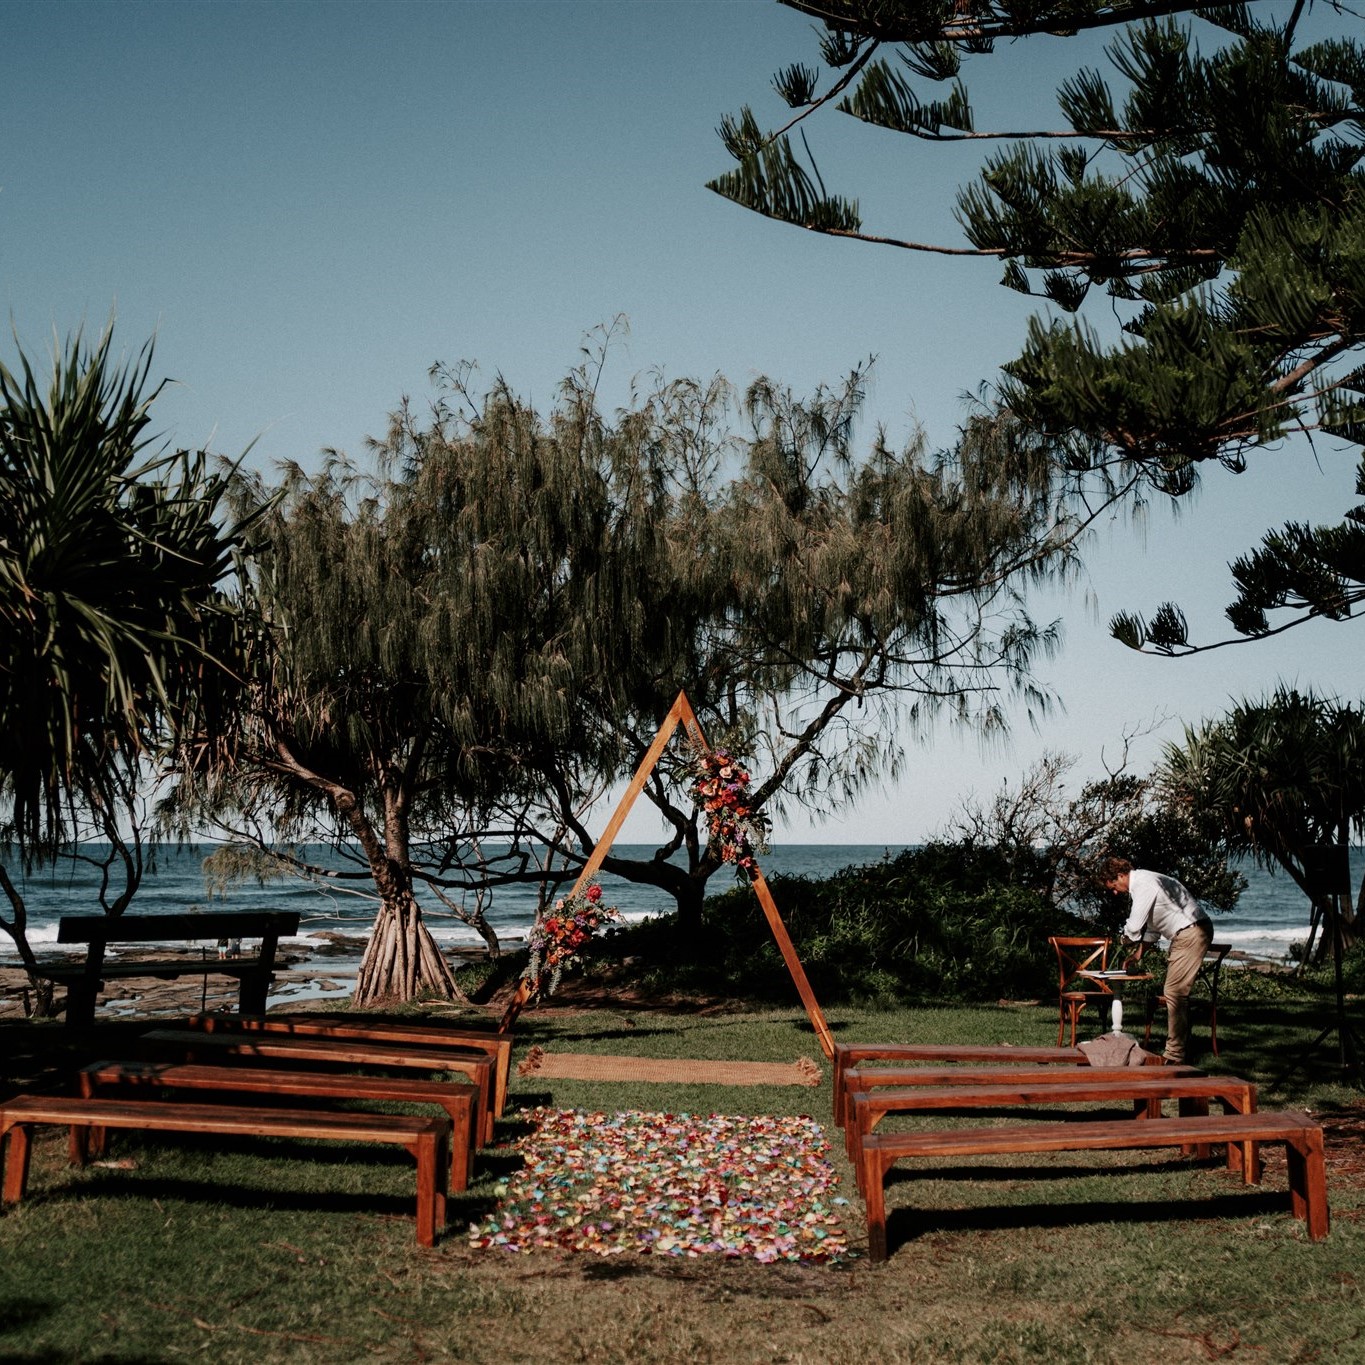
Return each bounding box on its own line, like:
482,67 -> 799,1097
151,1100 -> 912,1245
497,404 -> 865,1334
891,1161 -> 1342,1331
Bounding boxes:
173,339 -> 1074,1003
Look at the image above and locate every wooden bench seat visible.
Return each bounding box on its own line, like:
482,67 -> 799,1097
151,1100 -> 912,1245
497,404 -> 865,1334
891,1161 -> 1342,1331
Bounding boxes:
0,1094 -> 451,1247
188,1013 -> 514,1119
832,1043 -> 1089,1127
842,1064 -> 1205,1163
846,1072 -> 1258,1177
860,1109 -> 1329,1260
37,912 -> 301,1026
137,1029 -> 495,1145
80,1061 -> 476,1190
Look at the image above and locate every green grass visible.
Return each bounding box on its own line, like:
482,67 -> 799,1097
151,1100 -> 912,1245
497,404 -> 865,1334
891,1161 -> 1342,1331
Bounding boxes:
1,995 -> 1362,1363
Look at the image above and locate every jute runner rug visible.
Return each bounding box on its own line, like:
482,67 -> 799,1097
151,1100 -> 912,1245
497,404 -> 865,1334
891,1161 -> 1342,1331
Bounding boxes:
516,1045 -> 822,1087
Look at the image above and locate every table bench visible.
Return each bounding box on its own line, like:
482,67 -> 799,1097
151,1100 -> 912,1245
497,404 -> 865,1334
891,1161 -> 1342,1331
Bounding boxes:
138,1028 -> 496,1145
189,1012 -> 514,1119
79,1060 -> 476,1190
840,1064 -> 1205,1161
38,912 -> 301,1026
860,1109 -> 1329,1260
832,1043 -> 1089,1128
847,1072 -> 1259,1180
0,1094 -> 451,1247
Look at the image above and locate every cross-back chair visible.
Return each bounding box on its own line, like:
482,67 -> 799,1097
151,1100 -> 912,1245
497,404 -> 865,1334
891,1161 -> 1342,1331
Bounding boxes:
1048,935 -> 1112,1046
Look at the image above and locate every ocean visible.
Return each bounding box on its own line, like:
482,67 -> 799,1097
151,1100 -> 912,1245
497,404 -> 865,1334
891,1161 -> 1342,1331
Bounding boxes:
2,843 -> 1360,967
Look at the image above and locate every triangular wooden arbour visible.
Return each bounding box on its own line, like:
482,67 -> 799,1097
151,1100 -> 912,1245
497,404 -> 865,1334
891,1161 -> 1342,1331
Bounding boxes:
498,690 -> 836,1060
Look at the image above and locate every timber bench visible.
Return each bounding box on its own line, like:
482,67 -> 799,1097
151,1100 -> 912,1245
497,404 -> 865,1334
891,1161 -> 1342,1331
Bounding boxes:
37,912 -> 301,1026
138,1028 -> 496,1145
80,1060 -> 477,1190
846,1072 -> 1259,1178
0,1094 -> 451,1247
832,1043 -> 1089,1128
189,1011 -> 514,1120
841,1064 -> 1206,1162
860,1109 -> 1329,1261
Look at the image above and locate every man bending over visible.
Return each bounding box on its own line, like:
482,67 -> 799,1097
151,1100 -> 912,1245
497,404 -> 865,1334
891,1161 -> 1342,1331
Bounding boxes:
1101,857 -> 1213,1064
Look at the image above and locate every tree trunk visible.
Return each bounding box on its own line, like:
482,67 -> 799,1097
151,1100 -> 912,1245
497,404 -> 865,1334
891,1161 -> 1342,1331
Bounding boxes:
675,874 -> 706,938
354,885 -> 465,1008
597,848 -> 720,942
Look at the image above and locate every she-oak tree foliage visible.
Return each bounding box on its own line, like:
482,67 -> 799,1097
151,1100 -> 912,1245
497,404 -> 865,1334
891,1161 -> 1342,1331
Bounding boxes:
710,0 -> 1365,652
173,348 -> 1074,1006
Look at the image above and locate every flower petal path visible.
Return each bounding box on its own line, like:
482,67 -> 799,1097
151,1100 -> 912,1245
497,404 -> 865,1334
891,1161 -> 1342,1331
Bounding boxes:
468,1108 -> 854,1262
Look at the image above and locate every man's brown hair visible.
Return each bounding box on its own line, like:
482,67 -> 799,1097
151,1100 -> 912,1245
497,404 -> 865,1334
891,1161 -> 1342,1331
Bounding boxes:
1099,856 -> 1133,883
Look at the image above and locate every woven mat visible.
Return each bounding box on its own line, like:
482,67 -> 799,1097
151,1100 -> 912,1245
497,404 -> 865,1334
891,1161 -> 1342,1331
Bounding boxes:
516,1046 -> 822,1087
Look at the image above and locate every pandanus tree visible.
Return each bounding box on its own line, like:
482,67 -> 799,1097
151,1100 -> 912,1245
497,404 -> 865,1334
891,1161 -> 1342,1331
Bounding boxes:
0,324 -> 254,1004
1159,687 -> 1365,954
175,342 -> 1073,1004
710,2 -> 1365,650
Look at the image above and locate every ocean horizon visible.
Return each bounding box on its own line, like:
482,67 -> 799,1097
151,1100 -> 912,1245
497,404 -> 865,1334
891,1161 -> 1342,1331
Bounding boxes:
3,842 -> 1360,967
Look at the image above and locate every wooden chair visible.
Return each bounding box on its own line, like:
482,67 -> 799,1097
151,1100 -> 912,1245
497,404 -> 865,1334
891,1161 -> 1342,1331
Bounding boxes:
1048,935 -> 1111,1046
1144,942 -> 1232,1057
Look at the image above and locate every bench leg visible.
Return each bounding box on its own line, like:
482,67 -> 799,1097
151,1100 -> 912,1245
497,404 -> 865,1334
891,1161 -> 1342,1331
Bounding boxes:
1286,1132 -> 1330,1240
477,1073 -> 494,1147
1217,1091 -> 1258,1179
861,1148 -> 890,1262
2,1124 -> 32,1202
1176,1097 -> 1213,1158
64,981 -> 98,1029
68,1124 -> 91,1167
238,973 -> 271,1017
849,1101 -> 879,1194
414,1133 -> 441,1247
833,1050 -> 847,1128
434,1130 -> 449,1231
844,1097 -> 863,1165
448,1109 -> 470,1193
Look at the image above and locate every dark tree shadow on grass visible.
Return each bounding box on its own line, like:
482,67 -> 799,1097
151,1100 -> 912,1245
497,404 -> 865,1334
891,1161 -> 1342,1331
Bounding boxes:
884,1190 -> 1299,1249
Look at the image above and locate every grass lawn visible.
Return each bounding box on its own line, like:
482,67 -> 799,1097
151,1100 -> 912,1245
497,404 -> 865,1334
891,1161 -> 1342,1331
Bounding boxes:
1,994 -> 1362,1363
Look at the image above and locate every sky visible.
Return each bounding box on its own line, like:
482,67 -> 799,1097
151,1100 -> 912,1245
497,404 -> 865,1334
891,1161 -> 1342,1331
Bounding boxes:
4,0 -> 1360,845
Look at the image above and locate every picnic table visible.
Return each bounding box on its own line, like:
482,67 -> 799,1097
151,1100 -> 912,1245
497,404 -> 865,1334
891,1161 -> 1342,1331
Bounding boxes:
37,911 -> 300,1026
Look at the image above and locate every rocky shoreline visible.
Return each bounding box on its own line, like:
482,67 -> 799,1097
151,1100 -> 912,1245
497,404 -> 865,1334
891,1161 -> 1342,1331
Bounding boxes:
0,934 -> 464,1023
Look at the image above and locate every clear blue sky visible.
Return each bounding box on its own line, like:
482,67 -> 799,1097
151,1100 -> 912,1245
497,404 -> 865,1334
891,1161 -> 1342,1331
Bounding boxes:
4,0 -> 1358,844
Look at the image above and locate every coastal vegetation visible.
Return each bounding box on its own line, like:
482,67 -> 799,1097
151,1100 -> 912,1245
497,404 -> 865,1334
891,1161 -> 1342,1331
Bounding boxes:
0,326 -> 257,1000
1161,686 -> 1365,954
163,340 -> 1082,1005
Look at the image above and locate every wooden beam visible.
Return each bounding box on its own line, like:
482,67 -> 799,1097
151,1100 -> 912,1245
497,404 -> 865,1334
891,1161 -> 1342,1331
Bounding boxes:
500,688 -> 837,1062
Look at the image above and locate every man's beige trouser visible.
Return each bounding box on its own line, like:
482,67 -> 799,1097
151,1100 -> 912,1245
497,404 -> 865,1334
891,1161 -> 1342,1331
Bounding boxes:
1162,920 -> 1214,1063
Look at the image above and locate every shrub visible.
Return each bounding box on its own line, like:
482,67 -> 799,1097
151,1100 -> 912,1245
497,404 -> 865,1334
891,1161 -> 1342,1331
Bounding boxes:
607,843 -> 1086,1005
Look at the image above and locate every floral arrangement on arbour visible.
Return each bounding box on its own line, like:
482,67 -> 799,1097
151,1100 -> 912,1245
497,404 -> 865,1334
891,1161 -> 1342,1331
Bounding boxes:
692,746 -> 770,874
523,882 -> 620,999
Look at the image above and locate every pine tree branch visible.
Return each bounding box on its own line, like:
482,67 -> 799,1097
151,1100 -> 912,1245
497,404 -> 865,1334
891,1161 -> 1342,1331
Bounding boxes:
783,0 -> 1220,45
763,38 -> 880,145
